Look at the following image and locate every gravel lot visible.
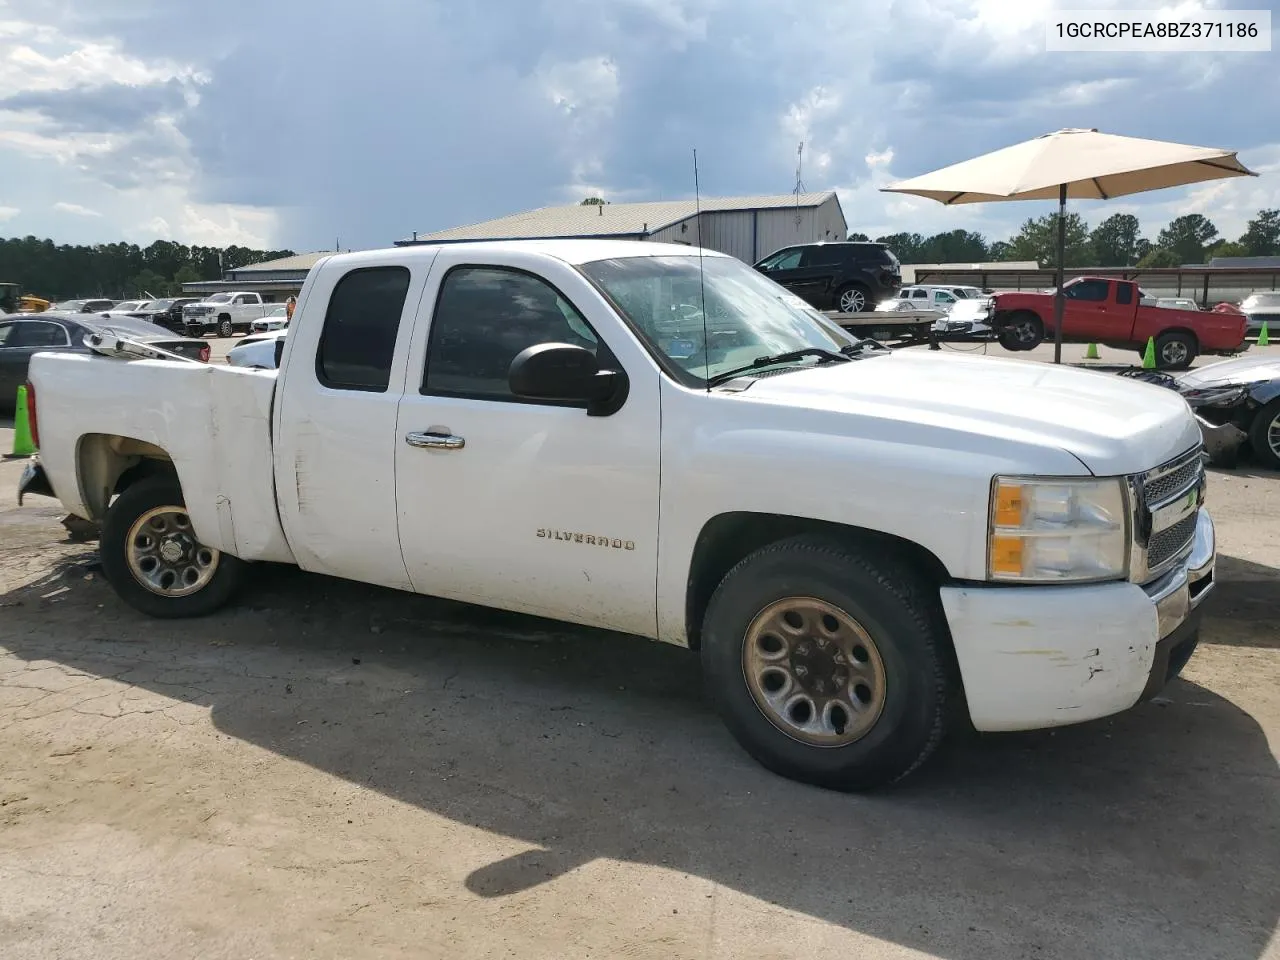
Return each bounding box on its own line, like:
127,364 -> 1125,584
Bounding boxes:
2,345 -> 1278,960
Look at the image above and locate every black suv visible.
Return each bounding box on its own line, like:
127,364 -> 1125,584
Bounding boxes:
754,242 -> 901,314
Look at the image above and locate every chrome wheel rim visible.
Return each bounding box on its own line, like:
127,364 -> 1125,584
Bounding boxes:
1161,341 -> 1189,366
741,597 -> 887,747
126,506 -> 219,597
1268,411 -> 1280,459
839,289 -> 866,313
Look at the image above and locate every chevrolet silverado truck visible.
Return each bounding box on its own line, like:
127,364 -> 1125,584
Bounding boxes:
18,240 -> 1215,790
990,276 -> 1248,368
182,291 -> 273,338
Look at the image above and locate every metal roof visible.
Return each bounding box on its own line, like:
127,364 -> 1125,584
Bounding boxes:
401,192 -> 837,244
1205,255 -> 1280,269
227,252 -> 333,274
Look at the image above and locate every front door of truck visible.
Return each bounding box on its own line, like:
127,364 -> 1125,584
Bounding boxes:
272,255 -> 434,591
1060,278 -> 1112,341
394,256 -> 661,637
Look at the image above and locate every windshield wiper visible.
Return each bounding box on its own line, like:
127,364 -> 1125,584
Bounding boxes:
706,347 -> 849,387
840,339 -> 890,357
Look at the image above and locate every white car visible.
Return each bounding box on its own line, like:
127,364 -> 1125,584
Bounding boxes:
98,299 -> 154,319
878,285 -> 989,314
21,239 -> 1214,791
250,306 -> 290,333
227,329 -> 287,368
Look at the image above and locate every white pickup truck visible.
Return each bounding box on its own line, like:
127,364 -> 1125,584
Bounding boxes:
19,239 -> 1215,790
182,291 -> 273,338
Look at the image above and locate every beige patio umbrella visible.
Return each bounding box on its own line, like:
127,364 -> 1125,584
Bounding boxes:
882,128 -> 1257,363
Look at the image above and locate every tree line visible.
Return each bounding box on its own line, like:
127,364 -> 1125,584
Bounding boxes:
0,237 -> 298,302
849,208 -> 1280,268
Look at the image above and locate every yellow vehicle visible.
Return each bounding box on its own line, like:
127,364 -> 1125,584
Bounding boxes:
19,295 -> 50,312
0,284 -> 50,313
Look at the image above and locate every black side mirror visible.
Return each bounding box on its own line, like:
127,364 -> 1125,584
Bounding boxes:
508,342 -> 628,417
273,336 -> 286,368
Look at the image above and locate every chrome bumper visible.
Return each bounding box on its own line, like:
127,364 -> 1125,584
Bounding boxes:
1144,509 -> 1215,640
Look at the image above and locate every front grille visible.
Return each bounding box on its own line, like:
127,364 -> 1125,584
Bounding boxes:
1147,512 -> 1198,569
1144,449 -> 1203,505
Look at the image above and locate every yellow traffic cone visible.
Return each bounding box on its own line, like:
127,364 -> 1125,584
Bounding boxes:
1142,337 -> 1157,369
1259,321 -> 1270,347
10,385 -> 36,457
1084,343 -> 1100,360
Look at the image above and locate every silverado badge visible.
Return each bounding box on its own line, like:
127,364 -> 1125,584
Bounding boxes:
537,529 -> 635,551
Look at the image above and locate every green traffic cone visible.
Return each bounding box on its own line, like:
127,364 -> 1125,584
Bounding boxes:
1084,343 -> 1100,360
11,385 -> 36,457
1259,321 -> 1270,347
1142,336 -> 1157,369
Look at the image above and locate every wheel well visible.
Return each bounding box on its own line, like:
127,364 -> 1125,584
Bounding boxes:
1157,327 -> 1199,347
77,433 -> 177,520
684,512 -> 951,650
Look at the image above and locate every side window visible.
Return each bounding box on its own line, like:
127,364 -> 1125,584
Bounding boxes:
1116,282 -> 1134,305
799,245 -> 844,267
911,289 -> 928,299
12,321 -> 70,347
936,292 -> 957,304
0,322 -> 14,347
422,266 -> 599,402
1066,279 -> 1109,302
315,266 -> 411,392
761,248 -> 803,271
233,295 -> 248,305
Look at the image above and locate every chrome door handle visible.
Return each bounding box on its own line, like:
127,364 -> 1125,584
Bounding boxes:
405,431 -> 465,450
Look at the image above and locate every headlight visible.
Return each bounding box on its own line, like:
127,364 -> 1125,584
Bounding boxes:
988,477 -> 1128,583
1180,385 -> 1248,407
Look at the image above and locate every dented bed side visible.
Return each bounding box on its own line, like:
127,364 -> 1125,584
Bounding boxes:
27,352 -> 295,565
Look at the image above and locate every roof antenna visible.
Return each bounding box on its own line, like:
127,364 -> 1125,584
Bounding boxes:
693,148 -> 710,392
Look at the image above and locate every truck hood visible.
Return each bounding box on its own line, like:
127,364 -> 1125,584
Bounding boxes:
735,351 -> 1200,476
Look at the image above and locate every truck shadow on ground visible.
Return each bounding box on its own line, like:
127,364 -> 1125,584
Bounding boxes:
2,558 -> 1278,960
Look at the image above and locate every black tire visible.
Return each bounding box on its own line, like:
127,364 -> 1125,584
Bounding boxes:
100,476 -> 245,618
701,536 -> 952,791
1248,397 -> 1280,470
217,316 -> 234,338
997,311 -> 1044,351
1154,331 -> 1197,370
835,284 -> 871,314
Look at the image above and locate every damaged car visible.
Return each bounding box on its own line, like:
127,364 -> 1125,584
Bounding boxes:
1122,354 -> 1280,469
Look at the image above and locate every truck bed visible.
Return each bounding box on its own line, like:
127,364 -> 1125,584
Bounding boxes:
28,352 -> 295,564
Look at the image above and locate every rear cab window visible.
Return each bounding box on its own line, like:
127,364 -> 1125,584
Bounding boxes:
315,266 -> 412,392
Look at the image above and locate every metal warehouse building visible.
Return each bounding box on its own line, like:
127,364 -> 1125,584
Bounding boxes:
181,252 -> 333,299
398,192 -> 848,264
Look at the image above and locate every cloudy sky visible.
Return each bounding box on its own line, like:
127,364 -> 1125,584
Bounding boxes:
0,0 -> 1277,253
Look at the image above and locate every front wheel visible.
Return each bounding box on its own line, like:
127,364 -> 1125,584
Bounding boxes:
701,536 -> 952,791
218,317 -> 234,338
100,476 -> 245,618
997,311 -> 1044,351
1249,397 -> 1280,470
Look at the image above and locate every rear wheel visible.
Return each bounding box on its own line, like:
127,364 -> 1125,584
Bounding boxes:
1154,331 -> 1197,370
700,536 -> 952,791
1248,397 -> 1280,470
100,476 -> 245,618
836,284 -> 871,314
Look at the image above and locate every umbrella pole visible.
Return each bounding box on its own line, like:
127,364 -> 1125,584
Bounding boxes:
1053,183 -> 1066,364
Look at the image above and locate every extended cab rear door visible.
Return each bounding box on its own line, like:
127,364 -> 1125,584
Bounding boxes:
272,251 -> 438,590
393,249 -> 661,636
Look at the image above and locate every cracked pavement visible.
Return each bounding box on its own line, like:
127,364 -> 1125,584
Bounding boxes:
2,427 -> 1279,960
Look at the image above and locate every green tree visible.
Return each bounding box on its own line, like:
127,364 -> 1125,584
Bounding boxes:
1137,246 -> 1180,268
130,268 -> 168,298
874,232 -> 925,263
1155,214 -> 1217,263
172,263 -> 201,290
1089,213 -> 1142,266
1206,240 -> 1249,260
846,231 -> 869,241
987,240 -> 1013,260
580,197 -> 606,205
1006,213 -> 1092,267
1239,208 -> 1280,256
918,229 -> 989,263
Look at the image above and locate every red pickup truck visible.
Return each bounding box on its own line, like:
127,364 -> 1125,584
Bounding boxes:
991,277 -> 1249,369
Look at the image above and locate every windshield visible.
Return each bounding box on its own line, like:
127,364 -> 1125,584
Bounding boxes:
149,299 -> 174,310
579,255 -> 859,386
207,294 -> 233,303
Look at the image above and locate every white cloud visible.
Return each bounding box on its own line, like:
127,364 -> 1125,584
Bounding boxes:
0,204 -> 18,221
52,200 -> 100,216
